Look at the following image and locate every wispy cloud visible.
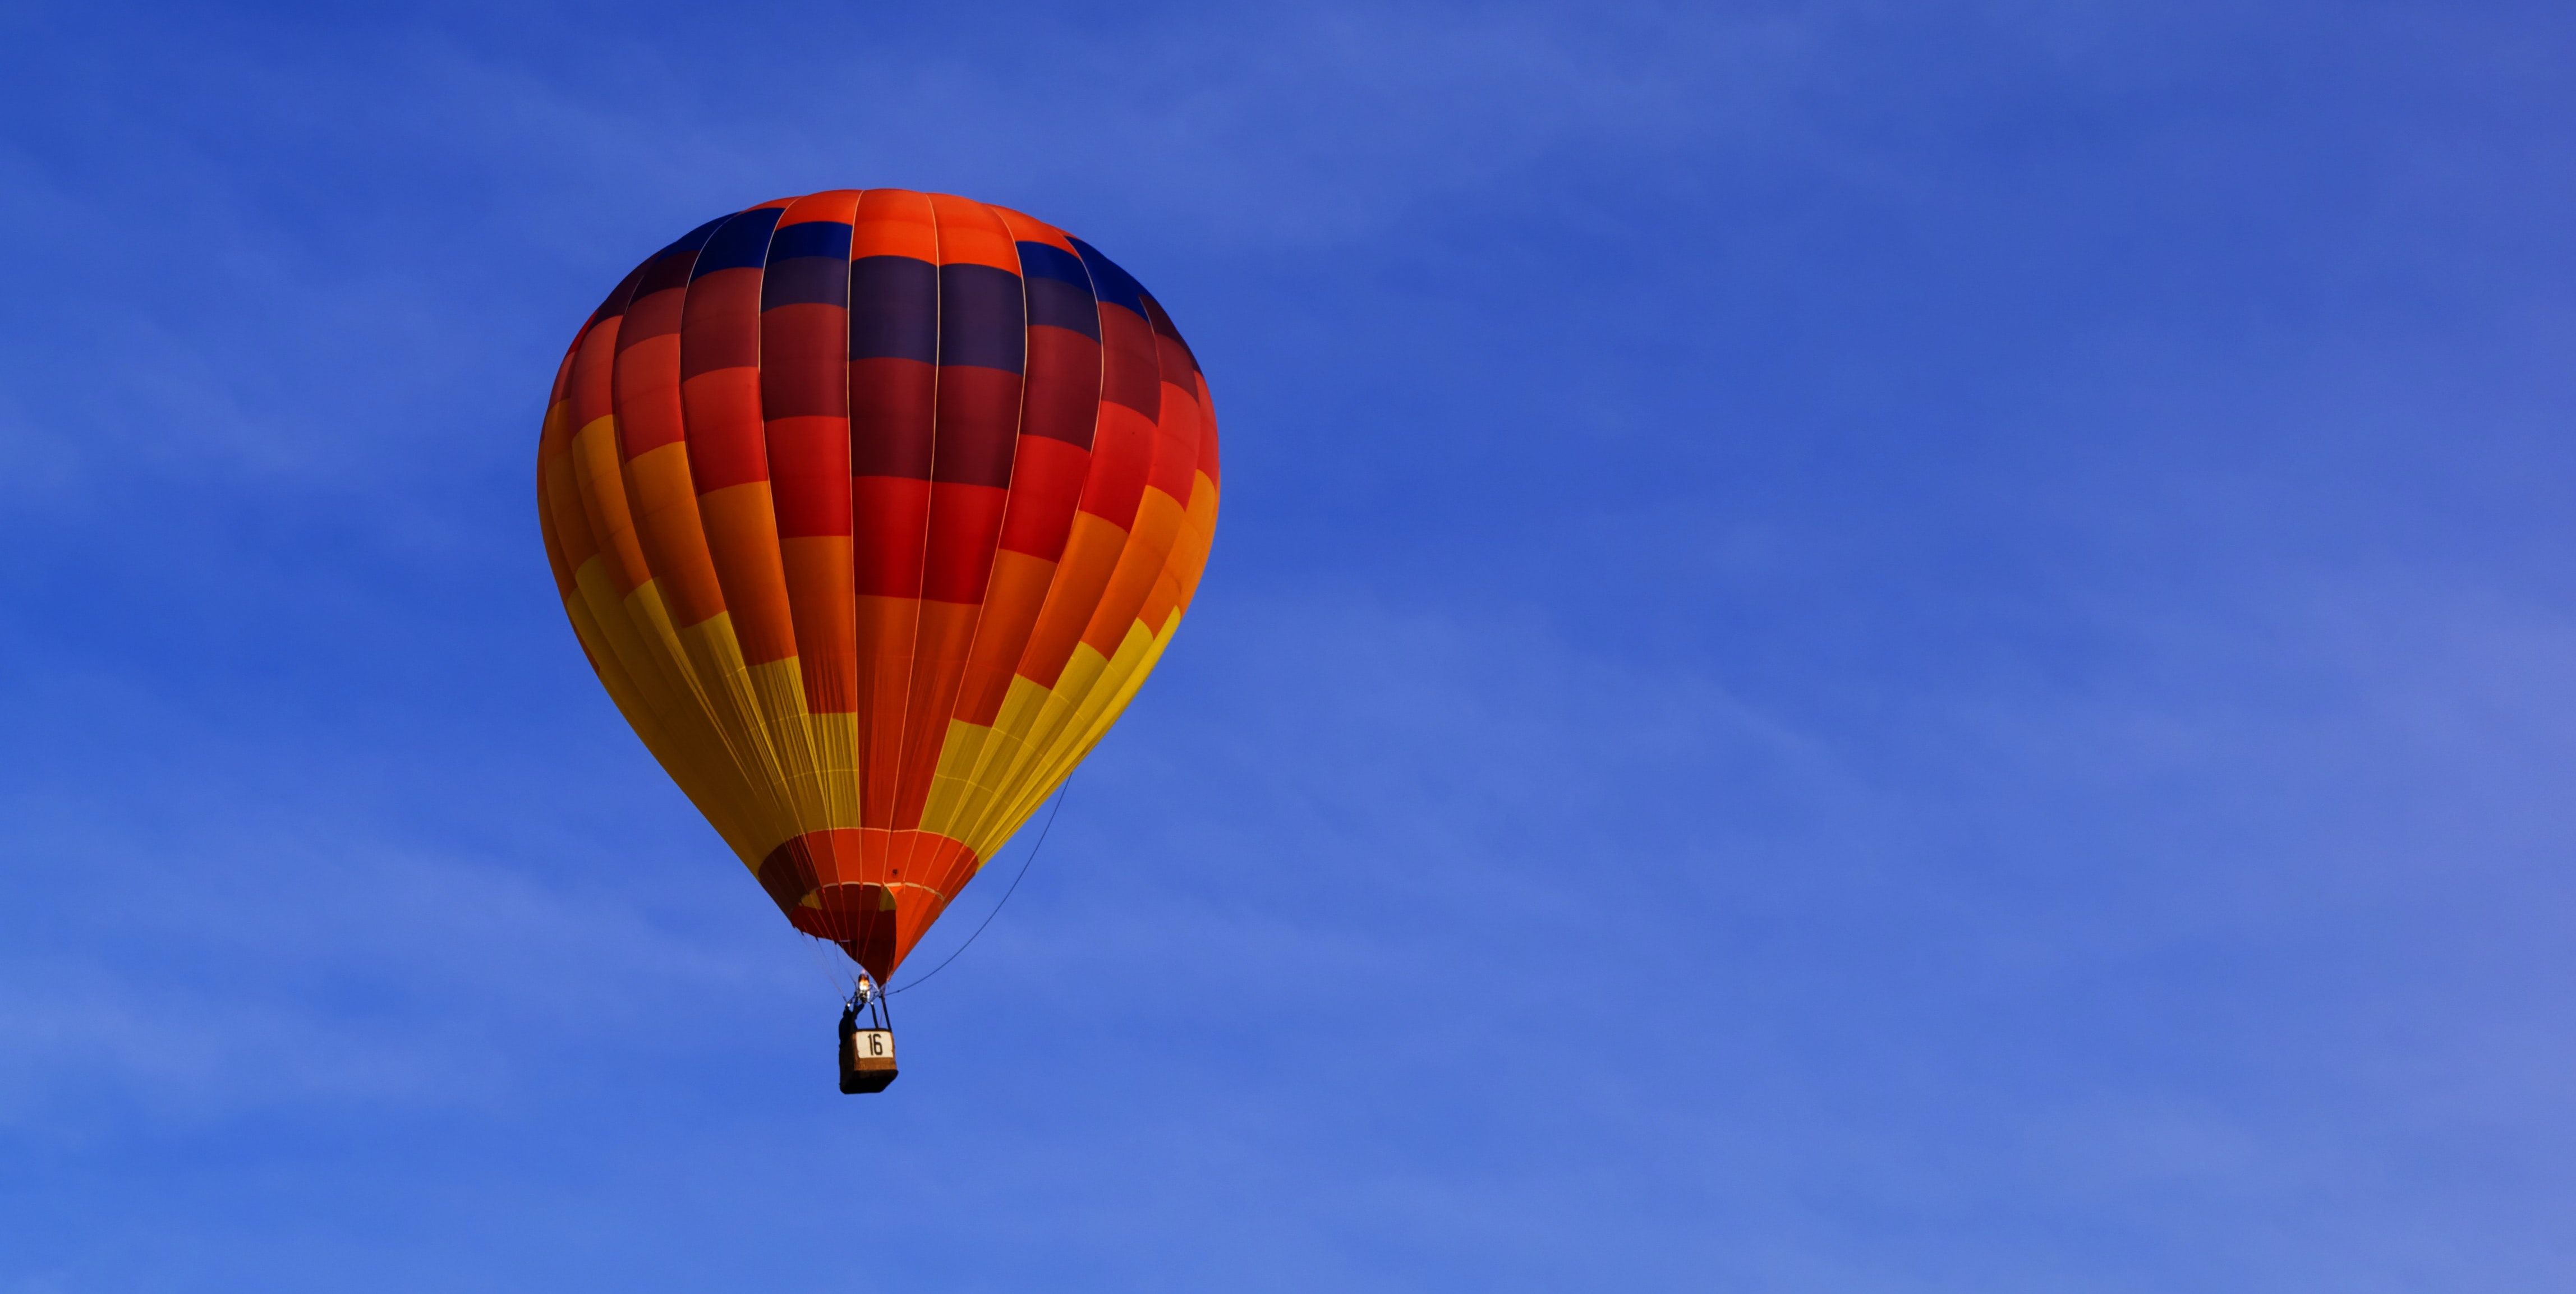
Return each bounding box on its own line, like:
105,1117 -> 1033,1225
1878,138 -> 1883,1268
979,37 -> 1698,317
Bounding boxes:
7,0 -> 2576,1289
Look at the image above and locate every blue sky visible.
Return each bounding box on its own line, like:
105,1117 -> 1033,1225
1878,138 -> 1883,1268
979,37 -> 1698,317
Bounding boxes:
5,1 -> 2575,1288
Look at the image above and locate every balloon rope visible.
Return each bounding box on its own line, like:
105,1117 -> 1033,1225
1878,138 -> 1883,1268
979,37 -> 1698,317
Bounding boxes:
802,931 -> 852,1000
889,779 -> 1072,995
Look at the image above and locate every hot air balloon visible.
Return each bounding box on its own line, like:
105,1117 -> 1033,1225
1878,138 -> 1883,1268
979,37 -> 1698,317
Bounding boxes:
533,190 -> 1220,1092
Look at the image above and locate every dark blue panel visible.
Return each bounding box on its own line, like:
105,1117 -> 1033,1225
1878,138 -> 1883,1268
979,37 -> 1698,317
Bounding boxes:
848,256 -> 937,362
635,216 -> 729,296
1016,241 -> 1089,288
1139,292 -> 1198,373
637,248 -> 697,297
1024,276 -> 1100,340
1069,238 -> 1146,317
761,256 -> 848,310
937,264 -> 1026,374
587,263 -> 647,326
767,220 -> 852,264
689,207 -> 784,279
653,215 -> 728,260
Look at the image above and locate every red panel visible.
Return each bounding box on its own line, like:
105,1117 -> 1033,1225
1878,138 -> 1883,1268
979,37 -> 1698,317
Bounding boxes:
1020,326 -> 1102,449
1146,372 -> 1202,503
995,434 -> 1089,562
569,315 -> 621,431
680,368 -> 769,492
852,475 -> 931,598
1098,306 -> 1161,417
919,481 -> 1010,605
679,267 -> 763,379
618,283 -> 687,354
849,356 -> 935,479
545,337 -> 579,408
614,329 -> 687,459
1077,402 -> 1157,528
1195,370 -> 1222,487
767,416 -> 852,538
760,301 -> 846,419
928,367 -> 1018,489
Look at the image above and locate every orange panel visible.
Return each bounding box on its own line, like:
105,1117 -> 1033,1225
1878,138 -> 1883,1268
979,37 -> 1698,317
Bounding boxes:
539,419 -> 600,575
854,593 -> 922,825
990,205 -> 1078,255
1135,555 -> 1186,637
928,192 -> 1018,271
1016,511 -> 1129,688
853,188 -> 937,260
623,443 -> 727,629
568,314 -> 622,432
781,534 -> 857,714
536,469 -> 576,602
569,421 -> 654,598
954,547 -> 1057,726
779,188 -> 862,227
892,598 -> 981,830
1079,486 -> 1186,658
696,481 -> 799,666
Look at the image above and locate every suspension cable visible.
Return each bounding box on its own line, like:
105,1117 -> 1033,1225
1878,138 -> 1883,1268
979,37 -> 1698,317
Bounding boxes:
889,779 -> 1073,994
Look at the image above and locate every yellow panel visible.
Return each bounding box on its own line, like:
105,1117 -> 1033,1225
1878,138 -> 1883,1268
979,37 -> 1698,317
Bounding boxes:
950,643 -> 1105,853
1168,472 -> 1221,616
569,416 -> 651,596
949,671 -> 1055,808
972,620 -> 1158,858
958,478 -> 1215,856
916,716 -> 993,838
740,653 -> 829,837
966,487 -> 1190,834
615,583 -> 798,870
571,563 -> 759,862
671,611 -> 811,864
930,673 -> 1052,850
804,707 -> 862,831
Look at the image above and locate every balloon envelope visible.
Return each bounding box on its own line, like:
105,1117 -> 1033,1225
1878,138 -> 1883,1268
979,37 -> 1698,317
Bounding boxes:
536,190 -> 1220,982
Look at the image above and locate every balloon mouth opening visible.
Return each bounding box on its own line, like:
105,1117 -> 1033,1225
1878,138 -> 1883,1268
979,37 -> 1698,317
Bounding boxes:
787,881 -> 901,937
785,881 -> 945,980
753,830 -> 984,978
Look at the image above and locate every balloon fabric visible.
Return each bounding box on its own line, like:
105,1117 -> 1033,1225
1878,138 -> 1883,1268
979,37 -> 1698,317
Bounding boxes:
536,190 -> 1220,983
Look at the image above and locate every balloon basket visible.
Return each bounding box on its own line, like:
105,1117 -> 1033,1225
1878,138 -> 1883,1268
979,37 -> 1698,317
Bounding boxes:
840,1023 -> 898,1094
